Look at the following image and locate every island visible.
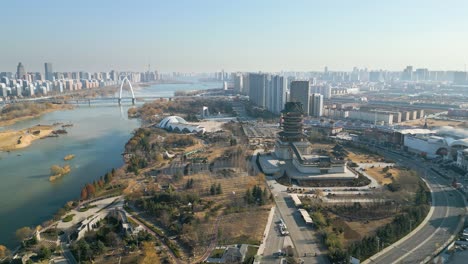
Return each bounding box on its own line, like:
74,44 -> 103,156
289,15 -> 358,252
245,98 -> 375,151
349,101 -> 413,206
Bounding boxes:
63,154 -> 75,161
49,165 -> 71,182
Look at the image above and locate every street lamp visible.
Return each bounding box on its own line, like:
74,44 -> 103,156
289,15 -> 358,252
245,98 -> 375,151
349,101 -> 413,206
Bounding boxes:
376,236 -> 380,252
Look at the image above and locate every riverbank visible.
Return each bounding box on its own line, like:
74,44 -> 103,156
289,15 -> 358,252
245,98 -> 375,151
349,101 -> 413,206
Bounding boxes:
0,103 -> 73,127
0,79 -> 219,249
0,125 -> 57,151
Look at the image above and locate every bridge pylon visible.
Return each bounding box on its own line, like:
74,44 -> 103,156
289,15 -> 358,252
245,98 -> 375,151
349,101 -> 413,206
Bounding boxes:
119,76 -> 136,105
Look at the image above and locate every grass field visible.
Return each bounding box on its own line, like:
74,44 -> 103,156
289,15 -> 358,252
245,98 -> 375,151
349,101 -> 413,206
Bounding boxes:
216,209 -> 270,245
173,172 -> 261,205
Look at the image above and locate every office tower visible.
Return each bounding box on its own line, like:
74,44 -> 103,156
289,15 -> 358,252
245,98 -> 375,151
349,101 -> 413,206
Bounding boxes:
289,81 -> 310,115
249,73 -> 268,108
402,66 -> 413,81
271,75 -> 287,114
44,62 -> 53,81
16,62 -> 25,80
310,93 -> 323,117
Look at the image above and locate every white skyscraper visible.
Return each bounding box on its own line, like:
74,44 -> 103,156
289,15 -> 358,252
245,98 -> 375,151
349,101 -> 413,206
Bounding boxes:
234,74 -> 243,93
270,75 -> 287,114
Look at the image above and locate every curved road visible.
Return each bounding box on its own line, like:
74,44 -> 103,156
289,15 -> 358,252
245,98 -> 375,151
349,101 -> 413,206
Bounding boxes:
366,148 -> 466,264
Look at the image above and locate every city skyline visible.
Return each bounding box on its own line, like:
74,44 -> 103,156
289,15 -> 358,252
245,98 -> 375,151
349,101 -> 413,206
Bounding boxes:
1,0 -> 468,72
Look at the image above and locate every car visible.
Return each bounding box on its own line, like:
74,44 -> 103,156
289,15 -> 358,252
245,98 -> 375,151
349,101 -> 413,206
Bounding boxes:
273,251 -> 285,258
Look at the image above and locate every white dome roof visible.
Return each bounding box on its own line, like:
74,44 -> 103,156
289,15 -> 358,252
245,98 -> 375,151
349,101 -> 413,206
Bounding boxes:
157,116 -> 205,133
158,116 -> 188,128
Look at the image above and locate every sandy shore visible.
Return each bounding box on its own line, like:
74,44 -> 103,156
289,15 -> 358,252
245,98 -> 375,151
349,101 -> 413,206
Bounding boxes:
0,125 -> 55,151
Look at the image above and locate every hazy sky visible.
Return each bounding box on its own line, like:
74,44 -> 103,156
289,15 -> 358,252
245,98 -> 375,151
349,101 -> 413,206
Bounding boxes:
1,0 -> 468,73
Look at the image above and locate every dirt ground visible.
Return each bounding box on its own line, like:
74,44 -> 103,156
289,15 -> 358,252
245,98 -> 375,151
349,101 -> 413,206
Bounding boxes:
331,215 -> 394,246
401,118 -> 468,128
347,150 -> 382,164
365,166 -> 402,185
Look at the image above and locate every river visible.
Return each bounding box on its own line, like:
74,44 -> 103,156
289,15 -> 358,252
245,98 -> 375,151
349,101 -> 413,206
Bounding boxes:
0,79 -> 221,247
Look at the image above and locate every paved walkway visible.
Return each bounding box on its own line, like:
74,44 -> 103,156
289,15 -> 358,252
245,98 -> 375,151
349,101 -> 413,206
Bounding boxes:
56,196 -> 122,230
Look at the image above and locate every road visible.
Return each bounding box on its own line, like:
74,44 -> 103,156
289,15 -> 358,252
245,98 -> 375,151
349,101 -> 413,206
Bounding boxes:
275,193 -> 329,263
260,208 -> 286,264
60,241 -> 77,264
366,148 -> 466,264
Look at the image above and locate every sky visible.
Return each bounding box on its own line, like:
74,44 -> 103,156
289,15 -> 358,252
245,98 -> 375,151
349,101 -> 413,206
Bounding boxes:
1,0 -> 468,73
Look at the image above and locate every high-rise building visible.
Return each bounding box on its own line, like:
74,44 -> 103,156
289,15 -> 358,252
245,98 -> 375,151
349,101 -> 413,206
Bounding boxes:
311,85 -> 332,99
16,62 -> 25,80
369,71 -> 383,82
310,93 -> 323,117
44,62 -> 53,81
242,74 -> 249,95
289,81 -> 310,116
249,73 -> 268,108
415,68 -> 429,81
453,71 -> 467,85
110,70 -> 118,81
35,72 -> 43,81
401,66 -> 413,81
270,75 -> 287,114
234,74 -> 243,93
80,72 -> 90,80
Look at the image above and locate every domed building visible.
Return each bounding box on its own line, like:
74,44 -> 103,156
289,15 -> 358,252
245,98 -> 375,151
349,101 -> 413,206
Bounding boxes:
157,116 -> 205,133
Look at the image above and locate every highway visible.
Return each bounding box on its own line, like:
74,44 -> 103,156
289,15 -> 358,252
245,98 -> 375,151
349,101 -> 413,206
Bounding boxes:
366,148 -> 466,264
